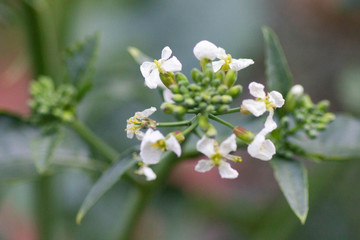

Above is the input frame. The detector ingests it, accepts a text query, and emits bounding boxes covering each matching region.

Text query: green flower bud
[199,102,207,110]
[233,126,254,144]
[178,80,189,87]
[211,95,222,104]
[217,104,229,114]
[161,102,175,114]
[169,84,180,93]
[191,68,202,83]
[202,77,210,86]
[221,95,233,104]
[180,85,189,94]
[204,64,214,80]
[201,93,211,102]
[184,98,196,107]
[160,73,176,88]
[217,85,228,95]
[215,71,225,81]
[175,73,189,84]
[172,94,184,103]
[171,131,185,143]
[199,114,210,131]
[205,125,217,138]
[226,85,242,98]
[317,100,330,111]
[307,129,318,139]
[205,105,215,113]
[315,123,327,131]
[194,95,202,102]
[188,84,201,92]
[174,106,187,116]
[224,70,237,87]
[301,95,313,109]
[211,78,221,87]
[322,112,335,123]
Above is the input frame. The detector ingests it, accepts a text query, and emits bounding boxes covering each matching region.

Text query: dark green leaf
[76,157,137,224]
[262,26,293,96]
[64,34,99,100]
[128,46,152,65]
[31,131,63,173]
[290,114,360,160]
[271,157,308,224]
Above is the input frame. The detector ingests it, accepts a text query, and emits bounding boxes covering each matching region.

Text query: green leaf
[262,26,293,96]
[76,157,137,224]
[31,131,63,174]
[128,46,152,65]
[290,114,360,160]
[64,34,99,100]
[271,157,308,224]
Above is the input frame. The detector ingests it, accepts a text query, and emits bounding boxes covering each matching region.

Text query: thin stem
[157,120,192,127]
[182,115,199,136]
[69,119,120,162]
[209,114,235,129]
[214,107,241,115]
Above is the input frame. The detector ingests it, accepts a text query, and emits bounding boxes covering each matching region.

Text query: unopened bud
[175,73,188,84]
[191,68,202,83]
[301,95,313,109]
[188,84,201,92]
[226,85,242,98]
[206,125,217,138]
[180,85,189,94]
[160,73,176,88]
[184,98,196,107]
[217,104,229,114]
[173,106,187,116]
[224,70,237,87]
[172,94,184,103]
[199,114,210,131]
[290,84,304,96]
[211,78,221,87]
[211,95,222,104]
[317,100,330,111]
[171,131,185,143]
[199,102,207,110]
[205,105,215,113]
[233,126,254,144]
[161,102,175,114]
[215,71,225,81]
[202,77,210,86]
[169,84,180,93]
[217,85,228,95]
[221,95,233,104]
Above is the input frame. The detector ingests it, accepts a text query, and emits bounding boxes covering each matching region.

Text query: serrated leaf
[271,157,308,224]
[76,157,137,224]
[128,46,152,65]
[31,131,63,173]
[262,26,293,96]
[64,34,99,100]
[290,114,360,160]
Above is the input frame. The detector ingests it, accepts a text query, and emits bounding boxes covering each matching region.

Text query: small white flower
[194,134,241,179]
[247,133,276,161]
[290,84,304,96]
[136,163,157,181]
[140,129,181,164]
[193,40,219,61]
[212,48,254,72]
[140,46,182,89]
[242,82,285,134]
[126,107,157,140]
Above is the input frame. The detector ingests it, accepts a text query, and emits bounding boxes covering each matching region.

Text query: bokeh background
[1,0,360,239]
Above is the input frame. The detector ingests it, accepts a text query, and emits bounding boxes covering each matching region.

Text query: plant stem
[209,114,235,129]
[70,119,120,162]
[157,120,191,127]
[214,107,241,115]
[182,115,199,136]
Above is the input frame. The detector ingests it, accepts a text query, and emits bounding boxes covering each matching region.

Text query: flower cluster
[126,40,286,180]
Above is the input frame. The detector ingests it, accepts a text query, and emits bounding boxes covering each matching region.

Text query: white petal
[212,60,225,72]
[196,136,215,157]
[216,47,227,59]
[143,166,157,181]
[195,159,214,173]
[242,99,267,117]
[140,62,155,78]
[219,134,237,155]
[144,68,161,89]
[229,58,254,71]
[136,107,157,119]
[163,88,174,103]
[165,135,181,157]
[261,109,277,135]
[290,84,304,96]
[161,46,172,60]
[127,128,134,139]
[193,40,219,60]
[135,131,144,140]
[247,134,276,161]
[249,82,266,99]
[269,91,285,108]
[218,161,238,179]
[162,56,182,72]
[140,141,163,164]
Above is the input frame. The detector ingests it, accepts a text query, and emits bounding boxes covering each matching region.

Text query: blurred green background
[1,0,360,239]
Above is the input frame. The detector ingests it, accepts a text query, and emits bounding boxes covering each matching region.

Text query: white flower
[163,88,174,103]
[242,82,285,134]
[140,129,181,164]
[136,163,157,181]
[193,40,219,61]
[290,84,304,96]
[140,46,182,89]
[194,134,241,179]
[212,48,254,72]
[126,107,157,140]
[247,133,276,161]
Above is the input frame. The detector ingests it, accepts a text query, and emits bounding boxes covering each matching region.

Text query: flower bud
[217,85,228,95]
[194,95,202,102]
[191,68,202,83]
[221,95,233,104]
[226,85,242,98]
[211,78,221,87]
[199,102,207,110]
[224,70,237,88]
[233,126,254,144]
[202,77,210,86]
[175,73,189,84]
[173,106,187,116]
[204,64,214,80]
[188,84,201,92]
[301,95,313,109]
[205,105,215,113]
[184,98,196,107]
[180,85,189,94]
[160,73,176,88]
[317,100,330,111]
[169,84,180,93]
[217,104,229,114]
[211,95,222,104]
[172,94,184,103]
[199,114,210,131]
[206,125,217,138]
[215,71,225,81]
[171,131,185,143]
[161,102,175,114]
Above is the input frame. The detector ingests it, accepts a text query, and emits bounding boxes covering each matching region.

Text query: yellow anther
[151,139,167,151]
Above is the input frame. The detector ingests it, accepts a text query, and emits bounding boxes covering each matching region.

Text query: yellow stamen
[151,139,167,151]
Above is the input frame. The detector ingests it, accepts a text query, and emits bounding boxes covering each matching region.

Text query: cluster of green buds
[282,85,335,139]
[161,65,242,117]
[29,76,77,129]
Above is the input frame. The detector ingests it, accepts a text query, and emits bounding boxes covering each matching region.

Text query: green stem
[214,107,241,115]
[69,119,120,162]
[209,114,235,129]
[182,115,199,136]
[157,119,192,127]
